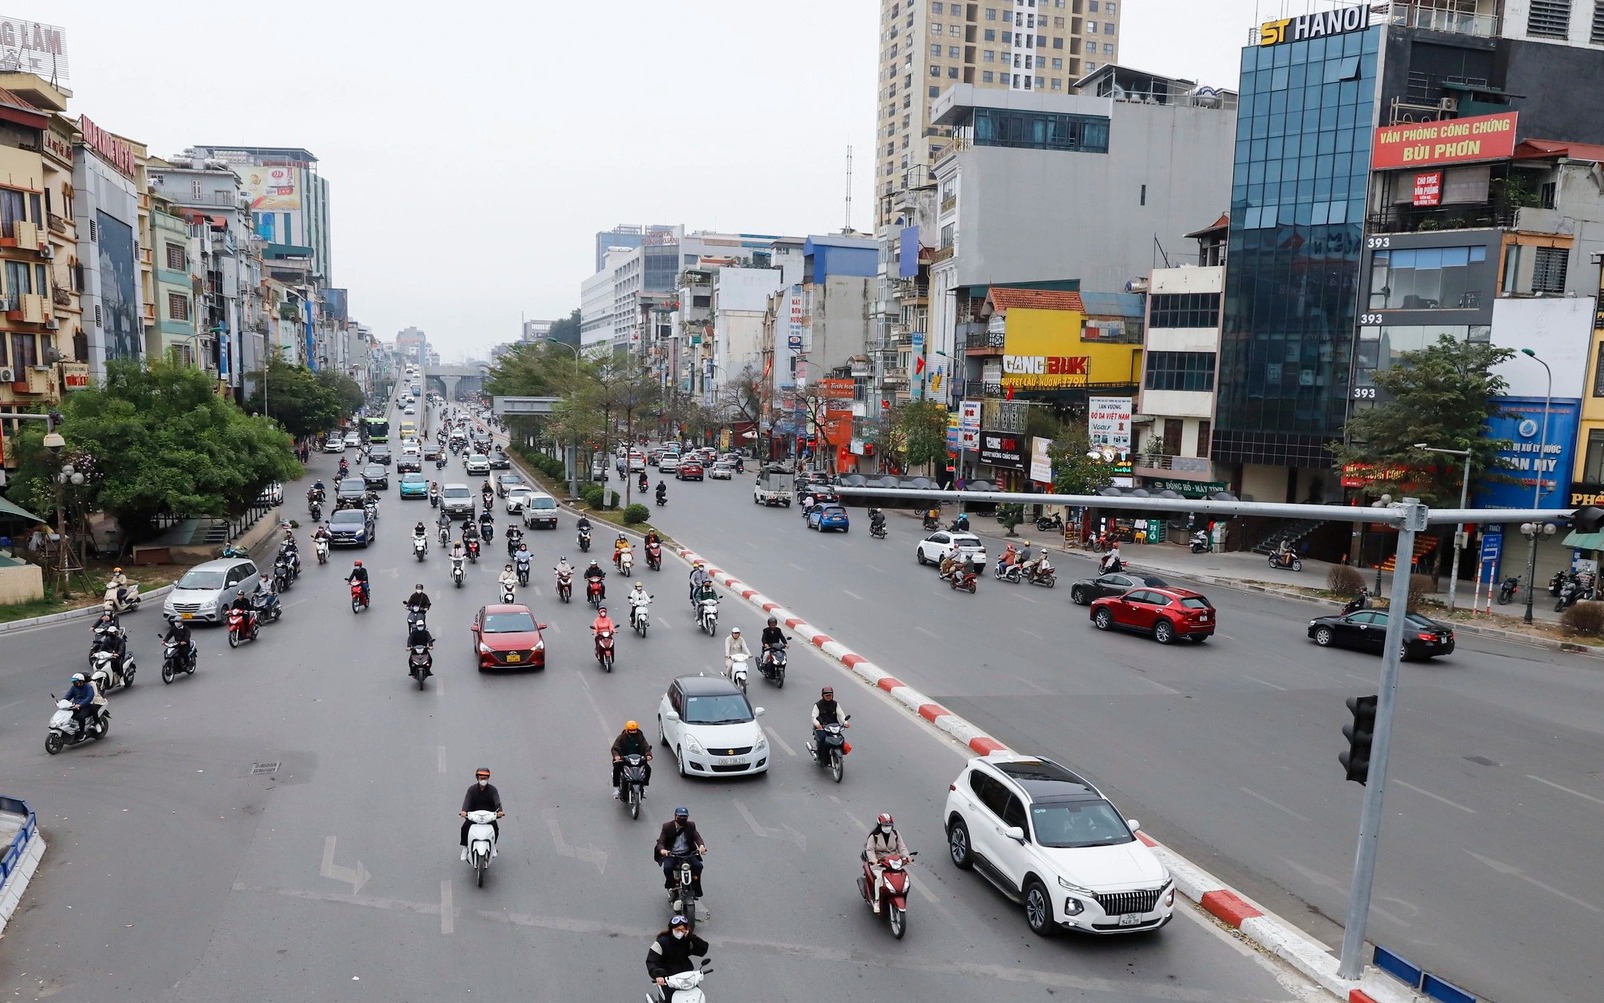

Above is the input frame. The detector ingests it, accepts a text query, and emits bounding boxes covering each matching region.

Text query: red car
[676,459,705,481]
[1088,586,1215,644]
[471,604,548,670]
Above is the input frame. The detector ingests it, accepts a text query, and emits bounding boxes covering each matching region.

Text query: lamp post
[547,340,583,501]
[1520,347,1553,624]
[43,431,85,598]
[1414,443,1472,612]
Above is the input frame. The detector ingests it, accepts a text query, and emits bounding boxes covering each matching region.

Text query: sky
[39,0,1335,360]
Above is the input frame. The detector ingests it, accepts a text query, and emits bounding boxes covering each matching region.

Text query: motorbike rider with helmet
[477,507,495,543]
[655,480,668,505]
[162,614,195,667]
[864,812,912,914]
[610,719,653,796]
[868,508,886,535]
[498,563,518,598]
[759,615,786,673]
[108,566,131,607]
[458,767,504,860]
[591,606,617,656]
[812,686,849,766]
[345,560,370,604]
[687,561,710,602]
[229,588,259,639]
[627,581,652,629]
[65,671,102,735]
[655,806,706,895]
[645,915,709,1003]
[723,626,751,678]
[584,560,607,601]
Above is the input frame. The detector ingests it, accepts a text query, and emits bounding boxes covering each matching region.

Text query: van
[522,492,560,529]
[399,421,417,439]
[163,558,262,623]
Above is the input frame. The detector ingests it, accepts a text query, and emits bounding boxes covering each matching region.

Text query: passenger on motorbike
[65,672,101,735]
[655,807,706,894]
[723,626,751,677]
[646,915,709,1003]
[812,686,849,766]
[1099,542,1124,574]
[864,812,911,914]
[458,768,503,860]
[611,720,653,795]
[628,582,652,627]
[688,561,710,600]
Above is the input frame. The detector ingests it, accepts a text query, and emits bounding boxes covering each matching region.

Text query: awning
[0,494,45,522]
[1561,529,1604,551]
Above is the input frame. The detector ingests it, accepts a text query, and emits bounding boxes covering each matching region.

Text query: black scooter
[1035,513,1064,532]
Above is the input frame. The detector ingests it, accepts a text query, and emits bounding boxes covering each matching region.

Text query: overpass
[421,364,491,401]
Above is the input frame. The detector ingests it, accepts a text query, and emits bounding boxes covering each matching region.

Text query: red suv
[1088,587,1215,644]
[677,459,705,481]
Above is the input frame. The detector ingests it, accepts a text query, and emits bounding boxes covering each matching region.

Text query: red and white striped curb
[674,541,1414,1003]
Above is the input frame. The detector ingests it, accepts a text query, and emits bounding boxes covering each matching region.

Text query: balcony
[1388,2,1498,37]
[53,286,72,308]
[963,323,1004,352]
[143,303,156,323]
[7,293,48,324]
[940,194,957,214]
[881,368,910,387]
[896,282,928,306]
[47,212,68,235]
[929,245,954,264]
[1367,199,1519,235]
[890,324,913,347]
[1131,454,1216,478]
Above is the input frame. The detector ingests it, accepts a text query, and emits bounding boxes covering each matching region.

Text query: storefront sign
[1473,397,1578,509]
[1259,5,1368,46]
[78,115,136,177]
[1568,481,1604,507]
[1088,396,1133,451]
[1143,477,1227,498]
[979,429,1025,470]
[959,399,980,449]
[0,16,68,84]
[42,127,72,166]
[60,362,89,390]
[1412,171,1442,207]
[1371,112,1519,170]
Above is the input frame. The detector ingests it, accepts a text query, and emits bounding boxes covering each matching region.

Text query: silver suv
[943,752,1173,935]
[440,482,475,518]
[163,557,262,623]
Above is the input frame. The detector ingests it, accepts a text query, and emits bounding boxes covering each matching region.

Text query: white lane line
[439,879,455,935]
[1394,779,1476,814]
[787,562,806,572]
[1018,595,1039,605]
[842,589,866,602]
[1239,787,1312,822]
[1016,677,1054,695]
[1465,850,1602,913]
[1239,674,1288,691]
[1019,628,1043,640]
[767,730,797,758]
[864,564,885,573]
[433,673,444,697]
[914,625,939,639]
[1528,774,1604,808]
[437,745,448,774]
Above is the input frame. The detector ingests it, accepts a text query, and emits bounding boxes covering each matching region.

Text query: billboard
[1472,397,1579,510]
[1001,313,1141,390]
[243,164,301,211]
[1371,112,1518,170]
[1087,396,1133,450]
[1030,437,1054,483]
[96,210,140,363]
[0,16,68,84]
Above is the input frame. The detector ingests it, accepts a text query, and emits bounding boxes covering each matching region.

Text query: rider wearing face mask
[458,768,503,861]
[863,812,911,914]
[645,915,709,1003]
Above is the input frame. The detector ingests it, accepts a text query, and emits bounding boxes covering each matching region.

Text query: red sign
[818,377,855,401]
[78,115,137,177]
[1412,171,1442,207]
[1371,111,1518,170]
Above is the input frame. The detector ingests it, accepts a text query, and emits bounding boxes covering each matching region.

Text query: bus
[361,416,389,444]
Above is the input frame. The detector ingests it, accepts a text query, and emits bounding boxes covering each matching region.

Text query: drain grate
[251,762,281,775]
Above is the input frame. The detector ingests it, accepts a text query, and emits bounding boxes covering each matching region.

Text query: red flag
[914,356,926,376]
[1005,386,1015,400]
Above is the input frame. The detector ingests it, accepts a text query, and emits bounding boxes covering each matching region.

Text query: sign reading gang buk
[1259,4,1368,46]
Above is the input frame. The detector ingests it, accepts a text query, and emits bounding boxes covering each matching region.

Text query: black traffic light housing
[1573,506,1604,533]
[1341,695,1378,784]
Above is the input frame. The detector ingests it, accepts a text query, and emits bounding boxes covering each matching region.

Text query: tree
[316,368,366,417]
[716,364,764,427]
[243,357,344,439]
[548,308,582,347]
[485,340,583,398]
[1047,425,1115,495]
[7,361,300,544]
[894,400,951,473]
[1331,336,1515,507]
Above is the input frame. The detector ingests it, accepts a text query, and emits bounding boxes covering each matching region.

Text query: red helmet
[877,812,895,827]
[354,560,363,567]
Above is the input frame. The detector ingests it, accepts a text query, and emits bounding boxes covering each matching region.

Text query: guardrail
[0,795,42,930]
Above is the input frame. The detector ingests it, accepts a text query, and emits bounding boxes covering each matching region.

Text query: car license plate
[506,653,521,663]
[719,757,742,766]
[1118,913,1143,926]
[181,613,193,620]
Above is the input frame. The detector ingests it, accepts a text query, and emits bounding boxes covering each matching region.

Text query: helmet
[475,767,491,778]
[730,627,741,635]
[821,686,834,697]
[673,806,689,819]
[694,561,704,568]
[635,581,644,588]
[767,616,777,626]
[625,720,640,732]
[1023,539,1032,547]
[415,583,424,590]
[113,566,123,574]
[168,614,180,624]
[877,812,895,827]
[354,560,363,567]
[598,607,607,615]
[71,672,85,683]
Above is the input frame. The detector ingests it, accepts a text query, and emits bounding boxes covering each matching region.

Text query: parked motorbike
[806,715,852,783]
[1549,571,1568,596]
[646,542,663,571]
[227,606,260,648]
[556,570,573,603]
[89,646,135,693]
[697,595,720,637]
[102,581,142,614]
[578,529,592,553]
[594,627,616,673]
[1035,512,1064,532]
[631,599,652,637]
[858,851,917,939]
[1189,530,1210,554]
[650,960,713,1003]
[759,643,788,688]
[350,580,370,614]
[45,697,109,755]
[408,644,432,689]
[1555,578,1591,611]
[315,537,330,565]
[617,753,648,820]
[463,808,499,888]
[160,635,198,684]
[413,536,428,562]
[1269,551,1303,572]
[727,651,750,694]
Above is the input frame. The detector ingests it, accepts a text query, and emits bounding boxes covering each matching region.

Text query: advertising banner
[1412,171,1442,207]
[1001,317,1142,390]
[1087,396,1133,450]
[243,164,301,211]
[1371,111,1518,170]
[979,429,1026,470]
[959,399,980,449]
[1030,437,1054,483]
[1473,397,1579,509]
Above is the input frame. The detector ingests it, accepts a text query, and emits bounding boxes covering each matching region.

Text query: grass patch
[0,559,192,623]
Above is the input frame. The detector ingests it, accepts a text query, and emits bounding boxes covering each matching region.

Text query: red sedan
[471,604,548,670]
[1088,586,1215,644]
[677,460,705,481]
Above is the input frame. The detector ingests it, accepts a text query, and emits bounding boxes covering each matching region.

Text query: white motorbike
[630,598,652,638]
[413,535,429,562]
[451,556,466,589]
[726,651,750,694]
[463,809,499,887]
[697,596,720,637]
[103,582,141,614]
[650,960,713,1003]
[500,579,517,604]
[45,697,109,755]
[89,647,136,693]
[620,549,635,575]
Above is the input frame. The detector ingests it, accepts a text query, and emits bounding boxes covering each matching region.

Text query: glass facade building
[1213,26,1380,476]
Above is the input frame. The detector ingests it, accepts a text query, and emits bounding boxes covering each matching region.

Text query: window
[971,108,1109,151]
[1196,419,1210,457]
[984,49,995,60]
[933,1,944,11]
[164,242,186,270]
[930,85,940,96]
[1051,57,1062,68]
[1085,60,1096,70]
[1035,75,1044,87]
[931,42,942,55]
[168,292,190,322]
[1105,0,1115,10]
[1144,351,1217,392]
[1054,15,1064,27]
[931,22,943,33]
[1102,41,1113,53]
[1051,77,1062,90]
[1088,0,1098,8]
[1527,0,1572,37]
[1368,245,1489,309]
[10,332,37,370]
[1583,428,1604,482]
[1103,21,1113,32]
[1149,292,1222,328]
[949,65,959,77]
[1532,246,1569,292]
[1001,29,1012,41]
[1053,35,1063,47]
[950,23,962,34]
[982,70,995,82]
[5,259,32,297]
[949,45,961,56]
[1593,0,1604,42]
[931,65,942,76]
[1087,19,1097,31]
[985,6,997,18]
[0,188,22,239]
[1002,8,1013,20]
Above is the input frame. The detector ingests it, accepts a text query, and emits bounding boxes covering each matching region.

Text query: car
[1068,572,1171,606]
[677,460,704,481]
[1307,609,1455,660]
[915,531,987,568]
[163,558,262,623]
[1089,587,1215,643]
[327,507,376,547]
[496,473,526,497]
[322,437,346,454]
[628,452,646,474]
[943,752,1174,935]
[441,482,475,518]
[368,444,393,466]
[398,471,429,499]
[471,603,548,670]
[590,458,611,481]
[423,444,443,462]
[658,454,681,474]
[403,405,416,415]
[709,460,734,480]
[464,453,491,476]
[504,486,535,514]
[657,674,770,777]
[807,503,850,532]
[522,492,559,529]
[334,480,369,509]
[344,431,361,446]
[396,451,422,474]
[361,463,389,490]
[488,450,511,470]
[798,486,838,508]
[647,448,665,467]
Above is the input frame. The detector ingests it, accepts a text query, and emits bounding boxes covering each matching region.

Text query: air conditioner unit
[40,245,53,259]
[44,318,60,330]
[0,367,14,382]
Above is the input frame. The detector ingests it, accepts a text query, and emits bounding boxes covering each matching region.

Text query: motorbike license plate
[1118,914,1144,927]
[505,653,521,663]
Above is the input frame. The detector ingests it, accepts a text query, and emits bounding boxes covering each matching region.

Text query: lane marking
[439,879,454,935]
[1017,595,1039,605]
[914,625,939,639]
[767,730,797,758]
[1527,774,1604,808]
[841,589,866,602]
[1016,677,1054,695]
[1019,628,1043,640]
[1465,849,1602,913]
[437,745,447,774]
[1239,788,1311,822]
[1239,675,1288,691]
[863,564,885,573]
[787,562,806,572]
[1394,779,1476,814]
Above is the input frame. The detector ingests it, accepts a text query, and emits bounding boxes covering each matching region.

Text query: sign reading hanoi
[1259,4,1368,46]
[1371,112,1518,170]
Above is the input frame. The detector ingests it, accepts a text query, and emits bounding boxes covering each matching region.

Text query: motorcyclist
[477,508,495,543]
[404,583,432,618]
[812,686,849,766]
[1100,541,1124,574]
[554,556,574,589]
[996,542,1017,577]
[311,479,327,500]
[688,561,711,602]
[723,626,751,677]
[691,577,717,615]
[627,581,652,628]
[759,615,786,671]
[656,480,667,504]
[458,767,504,861]
[611,720,653,796]
[312,522,332,547]
[863,812,912,914]
[638,469,649,493]
[65,671,101,735]
[1273,539,1295,568]
[228,588,258,638]
[462,519,481,557]
[498,564,519,598]
[405,615,434,670]
[413,520,429,547]
[428,480,441,503]
[644,529,662,550]
[576,514,592,537]
[514,542,532,578]
[939,549,965,580]
[614,533,631,567]
[505,524,524,558]
[646,914,709,1003]
[868,508,886,535]
[591,606,617,658]
[108,566,132,606]
[584,560,607,601]
[952,511,970,532]
[345,560,370,603]
[162,614,195,666]
[91,608,126,659]
[655,806,706,895]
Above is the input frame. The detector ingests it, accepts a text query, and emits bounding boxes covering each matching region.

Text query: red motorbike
[226,606,259,648]
[858,852,917,939]
[585,578,605,609]
[350,580,369,614]
[556,571,573,604]
[645,542,662,572]
[593,627,615,673]
[465,538,481,564]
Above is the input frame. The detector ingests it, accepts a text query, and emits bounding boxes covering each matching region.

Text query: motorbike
[463,808,499,887]
[89,647,136,693]
[451,557,466,589]
[1024,562,1056,588]
[759,643,787,688]
[506,534,524,560]
[364,498,379,523]
[556,570,573,603]
[941,560,979,594]
[594,627,616,673]
[921,511,941,531]
[586,578,606,609]
[617,753,648,820]
[578,529,592,553]
[646,542,663,571]
[948,514,971,533]
[650,960,713,1003]
[408,644,433,689]
[727,651,750,694]
[858,851,917,939]
[1341,590,1372,616]
[1549,571,1568,597]
[995,561,1022,583]
[697,595,720,637]
[869,520,888,540]
[251,589,283,624]
[429,488,441,508]
[272,558,293,593]
[102,581,142,614]
[620,550,635,576]
[465,538,481,564]
[309,500,322,522]
[1189,531,1211,554]
[665,853,703,931]
[220,544,250,559]
[481,492,495,514]
[437,522,451,546]
[479,520,495,544]
[1496,577,1519,605]
[45,697,109,755]
[89,621,126,666]
[1098,556,1125,575]
[806,715,852,783]
[160,636,198,684]
[1269,551,1303,572]
[655,493,667,508]
[500,580,517,604]
[315,537,330,565]
[413,535,429,562]
[227,606,260,647]
[405,604,429,639]
[350,580,370,614]
[515,555,531,587]
[1035,512,1064,532]
[1555,578,1591,611]
[631,600,652,637]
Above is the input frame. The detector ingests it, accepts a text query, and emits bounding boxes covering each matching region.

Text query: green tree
[1047,426,1115,495]
[1331,336,1514,506]
[316,368,366,417]
[8,361,300,543]
[548,308,582,347]
[894,400,951,473]
[243,357,343,439]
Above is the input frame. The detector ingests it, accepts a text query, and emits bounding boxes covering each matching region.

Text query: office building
[188,145,331,285]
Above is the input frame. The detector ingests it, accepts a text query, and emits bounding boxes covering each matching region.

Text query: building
[581,246,630,354]
[188,146,331,285]
[710,264,792,402]
[145,193,196,365]
[521,319,554,343]
[395,326,428,366]
[593,224,675,272]
[72,114,148,383]
[0,85,68,416]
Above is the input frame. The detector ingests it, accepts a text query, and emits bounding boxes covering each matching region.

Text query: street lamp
[1414,443,1472,612]
[43,431,85,598]
[1520,348,1554,625]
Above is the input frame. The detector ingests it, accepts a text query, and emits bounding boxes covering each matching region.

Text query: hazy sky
[43,0,1309,359]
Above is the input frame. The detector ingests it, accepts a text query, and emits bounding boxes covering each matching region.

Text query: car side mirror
[537,623,548,631]
[1126,819,1140,832]
[1003,825,1026,844]
[663,710,681,723]
[754,707,765,717]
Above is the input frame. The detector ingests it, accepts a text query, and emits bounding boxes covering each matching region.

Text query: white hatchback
[915,531,987,568]
[658,675,769,777]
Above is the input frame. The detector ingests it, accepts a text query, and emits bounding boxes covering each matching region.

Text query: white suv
[943,753,1174,935]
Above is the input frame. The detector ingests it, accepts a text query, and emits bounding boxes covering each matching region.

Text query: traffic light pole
[1336,497,1424,978]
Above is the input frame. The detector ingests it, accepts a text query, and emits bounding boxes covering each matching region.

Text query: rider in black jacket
[645,917,709,1002]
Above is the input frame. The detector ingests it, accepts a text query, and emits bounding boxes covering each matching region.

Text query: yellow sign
[1000,309,1142,390]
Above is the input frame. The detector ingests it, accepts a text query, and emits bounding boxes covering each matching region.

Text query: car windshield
[820,506,845,516]
[337,483,366,498]
[1029,800,1134,848]
[444,487,471,499]
[331,511,366,525]
[468,454,488,464]
[364,465,384,475]
[402,474,425,484]
[531,498,556,509]
[684,693,754,725]
[177,568,228,589]
[483,611,537,633]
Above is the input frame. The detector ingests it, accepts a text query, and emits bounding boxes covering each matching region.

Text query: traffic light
[1340,695,1377,784]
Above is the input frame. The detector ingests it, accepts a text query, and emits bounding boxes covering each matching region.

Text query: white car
[915,531,987,568]
[709,460,734,480]
[322,438,346,453]
[658,674,769,777]
[344,431,361,447]
[658,454,681,474]
[944,753,1174,935]
[504,486,535,514]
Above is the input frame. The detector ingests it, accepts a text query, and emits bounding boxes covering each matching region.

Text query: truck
[753,464,794,507]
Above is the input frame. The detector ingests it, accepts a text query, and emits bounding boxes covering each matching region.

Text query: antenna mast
[844,145,853,233]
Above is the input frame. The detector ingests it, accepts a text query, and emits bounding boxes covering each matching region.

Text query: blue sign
[1472,397,1581,510]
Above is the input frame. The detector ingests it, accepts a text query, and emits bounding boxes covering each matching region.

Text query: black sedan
[334,480,369,510]
[1069,572,1170,606]
[1307,609,1455,660]
[362,463,390,490]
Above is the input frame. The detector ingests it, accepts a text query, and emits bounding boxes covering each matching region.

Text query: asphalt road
[639,469,1604,1003]
[0,436,1316,1002]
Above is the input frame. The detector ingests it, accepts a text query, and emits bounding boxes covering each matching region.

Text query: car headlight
[1309,620,1317,627]
[685,736,705,754]
[478,642,493,654]
[754,735,768,751]
[1057,876,1094,895]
